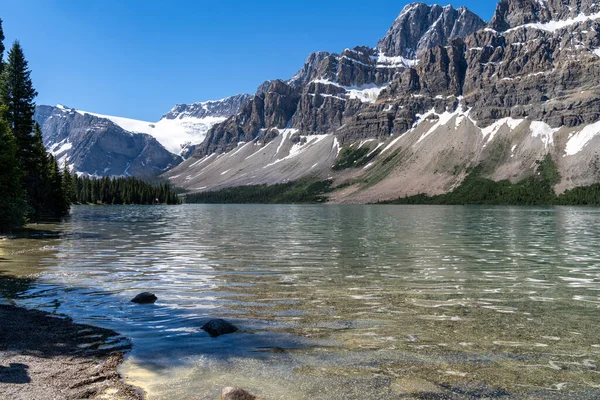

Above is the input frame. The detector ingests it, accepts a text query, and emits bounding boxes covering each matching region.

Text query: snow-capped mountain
[73,94,252,155]
[34,94,251,177]
[34,0,600,197]
[164,0,600,203]
[34,105,181,177]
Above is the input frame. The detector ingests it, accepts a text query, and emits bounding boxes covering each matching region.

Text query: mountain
[377,3,486,59]
[34,105,182,177]
[165,0,600,202]
[192,5,485,158]
[34,94,251,176]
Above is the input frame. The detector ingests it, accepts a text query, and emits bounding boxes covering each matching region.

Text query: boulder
[201,319,238,337]
[221,387,258,400]
[130,292,157,304]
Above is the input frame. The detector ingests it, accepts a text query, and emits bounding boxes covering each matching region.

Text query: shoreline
[0,304,145,400]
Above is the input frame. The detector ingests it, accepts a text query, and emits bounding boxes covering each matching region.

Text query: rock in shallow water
[221,387,257,400]
[201,319,238,337]
[130,292,157,304]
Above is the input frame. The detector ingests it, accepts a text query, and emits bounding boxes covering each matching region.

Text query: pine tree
[0,111,28,230]
[62,163,74,207]
[0,22,28,230]
[0,18,5,69]
[31,122,48,175]
[0,38,71,219]
[47,155,67,216]
[0,41,38,175]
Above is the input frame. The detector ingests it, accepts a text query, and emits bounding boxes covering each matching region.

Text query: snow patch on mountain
[310,79,387,104]
[565,119,600,156]
[530,121,559,148]
[74,108,226,155]
[374,53,419,68]
[50,139,72,155]
[506,11,600,33]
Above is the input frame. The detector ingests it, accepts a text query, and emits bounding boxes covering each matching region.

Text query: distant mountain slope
[166,0,600,203]
[74,94,252,155]
[34,94,251,176]
[34,105,181,177]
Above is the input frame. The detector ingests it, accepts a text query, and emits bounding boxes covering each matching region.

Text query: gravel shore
[0,304,144,400]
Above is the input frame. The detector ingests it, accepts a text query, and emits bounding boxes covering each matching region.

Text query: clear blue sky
[2,1,496,121]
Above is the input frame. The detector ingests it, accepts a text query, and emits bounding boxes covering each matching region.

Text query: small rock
[390,377,444,395]
[131,292,157,304]
[221,387,257,400]
[201,319,238,337]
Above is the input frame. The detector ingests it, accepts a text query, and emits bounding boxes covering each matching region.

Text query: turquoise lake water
[1,204,599,399]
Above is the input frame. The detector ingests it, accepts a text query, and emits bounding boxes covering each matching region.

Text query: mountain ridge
[35,1,600,200]
[164,0,600,203]
[34,94,251,176]
[193,3,486,158]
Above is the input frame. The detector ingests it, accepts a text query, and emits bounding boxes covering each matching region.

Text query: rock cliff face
[199,80,301,156]
[489,0,600,32]
[377,3,485,59]
[194,3,484,156]
[462,0,600,128]
[338,0,600,142]
[161,94,252,120]
[34,105,181,177]
[167,0,600,202]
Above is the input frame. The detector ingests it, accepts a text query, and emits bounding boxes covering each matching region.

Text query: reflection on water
[1,205,600,399]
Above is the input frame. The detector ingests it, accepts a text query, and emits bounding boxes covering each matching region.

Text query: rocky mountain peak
[161,94,252,120]
[489,0,600,32]
[288,51,333,87]
[377,2,486,59]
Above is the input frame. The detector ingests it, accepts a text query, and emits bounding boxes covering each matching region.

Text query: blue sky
[2,1,496,121]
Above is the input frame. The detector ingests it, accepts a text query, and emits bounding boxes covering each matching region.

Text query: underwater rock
[130,292,157,304]
[201,319,238,337]
[221,387,258,400]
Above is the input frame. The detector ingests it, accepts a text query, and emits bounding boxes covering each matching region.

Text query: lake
[1,205,599,399]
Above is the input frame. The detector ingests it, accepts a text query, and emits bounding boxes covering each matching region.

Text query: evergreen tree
[0,22,28,230]
[47,155,68,216]
[70,175,180,205]
[27,122,49,215]
[62,162,74,206]
[31,122,48,175]
[0,18,5,69]
[0,37,71,220]
[0,41,38,174]
[0,112,28,230]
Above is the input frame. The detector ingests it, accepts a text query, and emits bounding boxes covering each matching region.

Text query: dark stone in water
[221,387,258,400]
[131,292,157,304]
[202,319,238,337]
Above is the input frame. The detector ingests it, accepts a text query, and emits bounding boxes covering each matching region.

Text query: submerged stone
[131,292,157,304]
[221,387,258,400]
[202,319,238,337]
[391,377,444,395]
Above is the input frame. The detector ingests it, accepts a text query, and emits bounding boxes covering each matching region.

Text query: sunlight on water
[1,205,600,399]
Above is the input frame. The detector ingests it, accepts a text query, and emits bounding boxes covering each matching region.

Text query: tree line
[71,175,179,205]
[185,179,332,204]
[0,18,72,231]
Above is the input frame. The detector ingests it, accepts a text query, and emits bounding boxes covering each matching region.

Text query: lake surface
[1,205,600,399]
